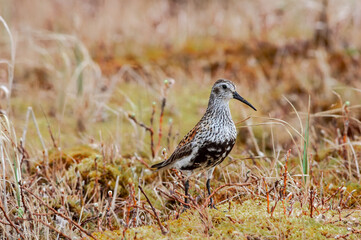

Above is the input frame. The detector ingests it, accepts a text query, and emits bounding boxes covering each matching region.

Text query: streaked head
[210,79,256,111]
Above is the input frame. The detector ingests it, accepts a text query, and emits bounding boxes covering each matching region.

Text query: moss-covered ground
[94,200,361,240]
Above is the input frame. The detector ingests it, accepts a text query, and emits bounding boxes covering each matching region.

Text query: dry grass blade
[0,201,25,239]
[22,107,48,161]
[36,218,72,240]
[0,16,15,106]
[21,187,98,240]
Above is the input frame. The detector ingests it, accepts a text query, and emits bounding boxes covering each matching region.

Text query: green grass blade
[303,97,310,184]
[75,45,83,96]
[13,157,23,217]
[302,117,309,183]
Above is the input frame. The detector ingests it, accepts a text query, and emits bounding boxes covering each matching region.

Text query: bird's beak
[233,91,257,111]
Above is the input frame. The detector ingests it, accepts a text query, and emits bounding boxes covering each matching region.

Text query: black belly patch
[180,140,235,171]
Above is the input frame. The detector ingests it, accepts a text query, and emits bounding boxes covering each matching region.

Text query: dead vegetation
[0,0,361,239]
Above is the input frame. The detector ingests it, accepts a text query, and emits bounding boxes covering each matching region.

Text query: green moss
[47,145,100,168]
[93,200,361,239]
[66,155,130,198]
[345,183,361,207]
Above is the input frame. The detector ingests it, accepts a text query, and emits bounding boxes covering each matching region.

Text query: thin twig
[283,149,291,215]
[0,201,25,239]
[128,114,155,158]
[264,178,270,214]
[22,107,48,162]
[36,218,72,240]
[138,186,168,235]
[40,106,57,148]
[150,103,156,158]
[21,187,97,240]
[156,187,192,209]
[324,185,343,203]
[94,157,99,203]
[166,119,173,151]
[310,186,314,218]
[155,98,166,154]
[155,80,173,154]
[204,180,257,208]
[283,150,290,197]
[0,219,11,225]
[270,199,279,218]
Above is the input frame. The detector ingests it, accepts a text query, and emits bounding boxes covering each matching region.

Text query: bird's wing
[151,123,201,169]
[177,122,200,148]
[166,141,194,164]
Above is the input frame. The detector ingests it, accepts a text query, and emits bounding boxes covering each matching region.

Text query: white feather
[172,147,198,170]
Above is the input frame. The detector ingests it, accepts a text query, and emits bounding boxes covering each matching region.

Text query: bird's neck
[204,99,232,123]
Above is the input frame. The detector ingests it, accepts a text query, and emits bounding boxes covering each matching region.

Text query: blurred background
[1,0,360,147]
[0,0,361,183]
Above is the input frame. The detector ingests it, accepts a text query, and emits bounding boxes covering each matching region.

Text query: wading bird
[152,79,256,208]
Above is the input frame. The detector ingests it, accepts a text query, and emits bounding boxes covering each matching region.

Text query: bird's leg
[207,167,217,209]
[206,178,216,209]
[206,178,212,203]
[184,179,189,205]
[182,179,190,211]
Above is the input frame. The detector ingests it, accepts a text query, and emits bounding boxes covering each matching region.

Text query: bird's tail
[151,160,171,171]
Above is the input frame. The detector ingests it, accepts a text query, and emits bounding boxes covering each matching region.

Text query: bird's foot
[208,198,218,210]
[209,203,218,210]
[181,205,190,213]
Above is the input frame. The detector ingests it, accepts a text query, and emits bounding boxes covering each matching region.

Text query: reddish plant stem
[150,104,156,158]
[324,185,344,203]
[155,98,166,154]
[156,188,192,209]
[123,183,136,238]
[270,199,279,218]
[282,200,286,216]
[344,190,356,207]
[0,219,11,225]
[235,116,251,125]
[204,181,257,208]
[342,104,349,152]
[168,190,210,227]
[136,203,157,219]
[21,187,97,240]
[310,186,314,218]
[19,182,35,230]
[166,120,173,151]
[336,228,361,239]
[106,191,113,230]
[283,149,290,198]
[135,156,151,168]
[150,102,156,127]
[0,201,25,239]
[128,114,155,158]
[282,149,291,215]
[263,178,270,214]
[138,186,168,235]
[94,157,99,203]
[123,201,130,238]
[130,183,137,206]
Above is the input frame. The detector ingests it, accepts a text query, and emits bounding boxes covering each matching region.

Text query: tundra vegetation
[0,0,360,239]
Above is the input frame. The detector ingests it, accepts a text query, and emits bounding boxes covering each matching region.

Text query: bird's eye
[222,84,227,89]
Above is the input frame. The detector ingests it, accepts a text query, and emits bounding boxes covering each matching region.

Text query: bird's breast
[209,121,236,144]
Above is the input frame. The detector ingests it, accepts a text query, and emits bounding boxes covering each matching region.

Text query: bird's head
[210,79,257,111]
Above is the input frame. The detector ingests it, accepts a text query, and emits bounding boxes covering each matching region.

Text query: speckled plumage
[152,79,256,208]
